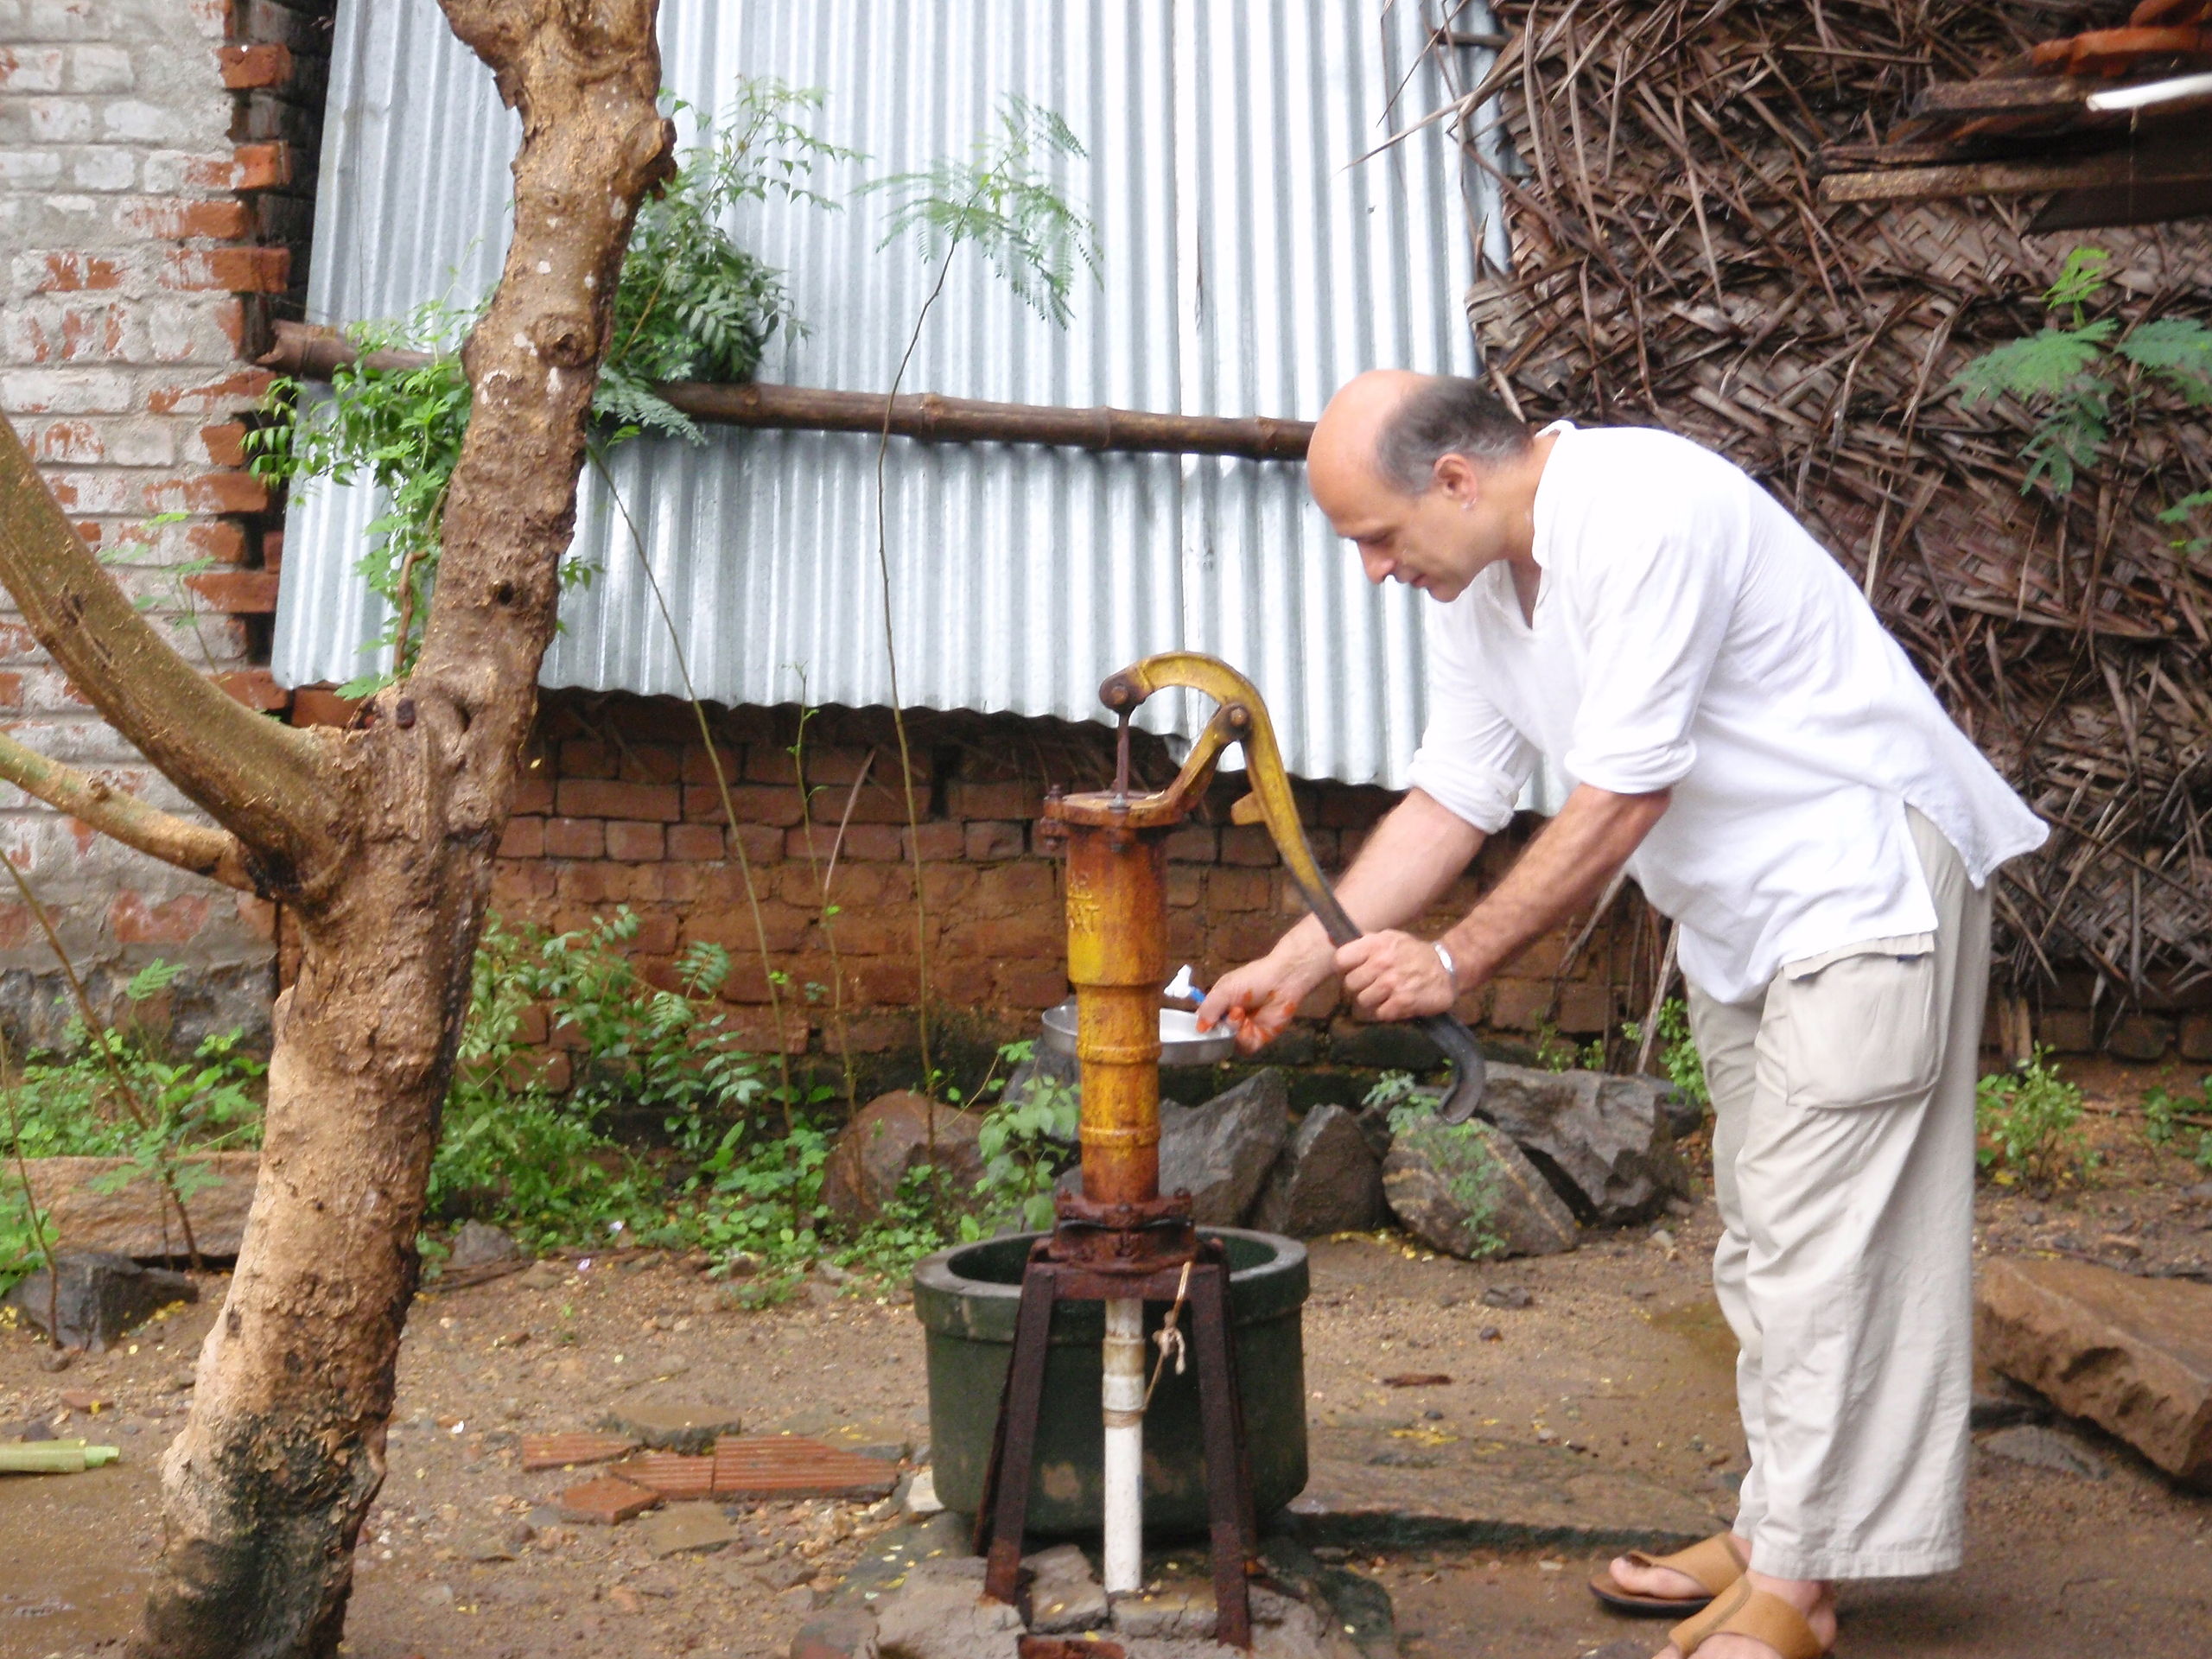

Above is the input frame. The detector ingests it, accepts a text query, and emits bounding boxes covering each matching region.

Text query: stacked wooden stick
[1435,0,2212,1007]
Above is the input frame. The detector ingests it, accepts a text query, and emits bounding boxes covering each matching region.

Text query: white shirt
[1404,423,2047,1005]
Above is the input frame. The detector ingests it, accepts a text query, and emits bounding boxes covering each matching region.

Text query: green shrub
[1975,1046,2090,1191]
[0,969,266,1288]
[1624,996,1709,1118]
[2142,1077,2212,1171]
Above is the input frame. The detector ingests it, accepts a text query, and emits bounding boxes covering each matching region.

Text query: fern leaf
[2119,316,2212,404]
[1951,323,2113,406]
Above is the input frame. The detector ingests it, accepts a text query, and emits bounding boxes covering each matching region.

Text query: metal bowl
[1039,999,1236,1065]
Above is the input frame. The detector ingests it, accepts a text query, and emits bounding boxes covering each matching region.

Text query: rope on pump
[1141,1260,1194,1412]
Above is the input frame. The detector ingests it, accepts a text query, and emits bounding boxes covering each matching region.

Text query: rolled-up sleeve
[1561,494,1742,795]
[1406,603,1535,833]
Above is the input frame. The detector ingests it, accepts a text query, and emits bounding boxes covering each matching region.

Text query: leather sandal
[1587,1531,1747,1616]
[1666,1579,1830,1658]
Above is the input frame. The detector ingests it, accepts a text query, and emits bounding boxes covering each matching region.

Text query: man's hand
[1196,950,1326,1056]
[1338,931,1458,1021]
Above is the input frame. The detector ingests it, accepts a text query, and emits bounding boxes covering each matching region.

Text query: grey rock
[1254,1105,1385,1237]
[763,1555,820,1590]
[1111,1585,1360,1659]
[1979,1424,2109,1480]
[447,1221,521,1272]
[1381,1116,1578,1260]
[791,1606,881,1659]
[874,1556,1021,1659]
[3,1250,198,1352]
[1968,1387,2051,1430]
[1473,1064,1690,1224]
[1022,1541,1107,1634]
[1156,1070,1292,1226]
[824,1093,988,1231]
[1480,1284,1534,1310]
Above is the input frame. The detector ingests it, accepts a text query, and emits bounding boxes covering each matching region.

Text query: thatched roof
[1438,1,2212,1003]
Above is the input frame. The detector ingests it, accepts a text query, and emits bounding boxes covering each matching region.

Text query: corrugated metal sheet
[276,0,1507,789]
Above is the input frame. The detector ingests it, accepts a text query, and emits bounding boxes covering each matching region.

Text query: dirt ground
[2,1057,2207,1659]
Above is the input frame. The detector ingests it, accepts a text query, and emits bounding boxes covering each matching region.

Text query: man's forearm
[1438,784,1669,984]
[1271,788,1486,973]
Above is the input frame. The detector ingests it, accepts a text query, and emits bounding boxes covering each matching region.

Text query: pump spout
[1097,652,1489,1125]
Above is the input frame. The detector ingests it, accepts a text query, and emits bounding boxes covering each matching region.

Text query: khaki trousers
[1686,809,1990,1581]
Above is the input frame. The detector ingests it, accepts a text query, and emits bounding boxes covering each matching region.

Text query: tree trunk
[120,6,675,1656]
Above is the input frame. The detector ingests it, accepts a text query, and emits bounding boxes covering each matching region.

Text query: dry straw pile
[1439,0,2212,1009]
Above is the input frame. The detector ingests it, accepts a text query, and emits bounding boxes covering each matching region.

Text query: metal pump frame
[971,654,1489,1647]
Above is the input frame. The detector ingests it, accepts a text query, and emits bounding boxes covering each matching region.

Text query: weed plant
[1364,1071,1504,1259]
[1975,1046,2091,1191]
[2141,1076,2212,1172]
[0,962,266,1288]
[1624,996,1709,1116]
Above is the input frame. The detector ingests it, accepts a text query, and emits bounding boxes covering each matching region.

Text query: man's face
[1311,450,1497,603]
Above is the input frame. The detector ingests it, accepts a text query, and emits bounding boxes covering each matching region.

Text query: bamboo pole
[260,322,1313,462]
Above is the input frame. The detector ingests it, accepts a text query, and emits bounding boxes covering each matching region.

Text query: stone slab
[1284,1423,1721,1551]
[1976,1255,2212,1484]
[601,1399,745,1455]
[1024,1543,1108,1635]
[638,1500,742,1556]
[520,1431,635,1471]
[715,1435,899,1501]
[874,1556,1022,1659]
[556,1475,662,1525]
[19,1153,260,1261]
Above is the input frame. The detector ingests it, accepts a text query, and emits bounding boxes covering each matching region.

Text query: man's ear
[1431,451,1482,507]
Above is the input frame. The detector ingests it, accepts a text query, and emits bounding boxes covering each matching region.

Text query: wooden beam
[1914,76,2099,115]
[1820,142,2212,207]
[259,322,1316,462]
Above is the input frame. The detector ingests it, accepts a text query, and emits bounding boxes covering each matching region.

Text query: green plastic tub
[912,1228,1309,1536]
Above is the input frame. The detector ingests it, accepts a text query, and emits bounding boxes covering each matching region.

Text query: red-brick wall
[0,0,332,1045]
[285,687,1652,1088]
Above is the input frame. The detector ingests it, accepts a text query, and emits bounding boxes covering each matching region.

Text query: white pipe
[2086,72,2212,113]
[1101,1297,1146,1594]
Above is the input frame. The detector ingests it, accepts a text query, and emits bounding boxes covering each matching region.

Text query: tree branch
[0,416,336,887]
[0,728,256,892]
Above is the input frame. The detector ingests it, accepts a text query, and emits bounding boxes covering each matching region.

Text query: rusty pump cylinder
[972,654,1491,1641]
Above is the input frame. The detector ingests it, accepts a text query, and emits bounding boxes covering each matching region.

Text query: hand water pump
[972,653,1486,1645]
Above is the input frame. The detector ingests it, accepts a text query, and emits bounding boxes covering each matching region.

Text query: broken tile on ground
[621,1450,719,1499]
[556,1473,662,1525]
[520,1430,636,1471]
[715,1435,899,1501]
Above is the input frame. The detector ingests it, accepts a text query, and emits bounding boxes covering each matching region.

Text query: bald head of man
[1306,371,1545,603]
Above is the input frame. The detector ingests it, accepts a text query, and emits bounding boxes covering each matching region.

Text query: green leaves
[2117,315,2212,404]
[2044,245,2111,318]
[862,95,1099,328]
[598,79,858,442]
[1949,244,2212,499]
[251,79,850,684]
[1974,1046,2088,1191]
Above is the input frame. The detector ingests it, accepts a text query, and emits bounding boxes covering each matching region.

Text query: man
[1197,372,2045,1659]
